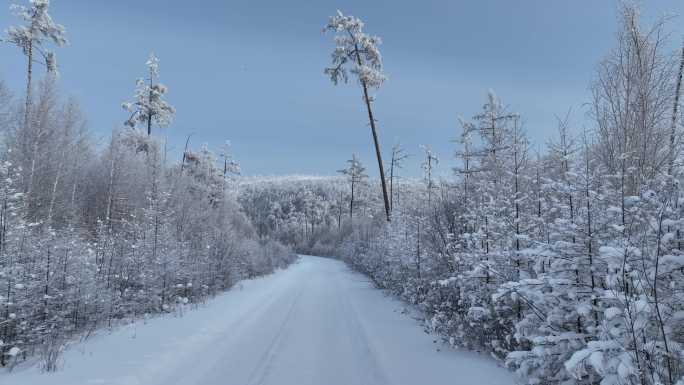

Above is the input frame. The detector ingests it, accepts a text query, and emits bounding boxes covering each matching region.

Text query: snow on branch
[4,0,67,73]
[122,53,175,132]
[323,10,386,89]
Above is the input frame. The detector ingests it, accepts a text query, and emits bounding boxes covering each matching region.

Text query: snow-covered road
[6,256,513,385]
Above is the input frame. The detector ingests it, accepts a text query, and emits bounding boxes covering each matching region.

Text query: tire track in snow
[335,268,391,385]
[245,286,305,385]
[148,262,309,385]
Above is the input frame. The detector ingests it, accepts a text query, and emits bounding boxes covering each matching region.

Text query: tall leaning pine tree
[324,11,391,221]
[3,0,67,128]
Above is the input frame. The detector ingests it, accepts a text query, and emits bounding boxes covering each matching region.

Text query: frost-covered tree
[3,0,66,126]
[592,4,676,193]
[338,154,368,221]
[389,142,409,212]
[420,145,439,207]
[2,79,90,224]
[123,53,175,136]
[0,82,11,141]
[219,140,241,179]
[324,10,391,222]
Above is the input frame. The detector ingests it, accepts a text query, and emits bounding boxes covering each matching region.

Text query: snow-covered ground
[4,256,513,385]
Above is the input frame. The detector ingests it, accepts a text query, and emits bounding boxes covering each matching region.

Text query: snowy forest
[0,0,296,374]
[2,1,684,385]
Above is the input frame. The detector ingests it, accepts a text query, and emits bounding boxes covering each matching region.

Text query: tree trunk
[48,143,68,223]
[389,155,394,212]
[181,134,192,174]
[106,136,117,226]
[353,45,391,222]
[361,83,391,221]
[362,90,391,221]
[654,215,674,384]
[147,73,153,136]
[350,178,355,219]
[25,40,33,130]
[669,41,684,175]
[585,145,598,328]
[338,191,343,229]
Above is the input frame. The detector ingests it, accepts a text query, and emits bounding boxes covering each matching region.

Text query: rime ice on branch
[3,0,67,126]
[122,53,175,136]
[323,11,386,89]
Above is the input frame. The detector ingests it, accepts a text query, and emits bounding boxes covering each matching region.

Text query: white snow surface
[4,256,513,385]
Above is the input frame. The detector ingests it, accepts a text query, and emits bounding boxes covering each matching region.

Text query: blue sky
[1,0,683,177]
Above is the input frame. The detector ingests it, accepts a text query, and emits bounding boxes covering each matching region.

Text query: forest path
[6,256,512,385]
